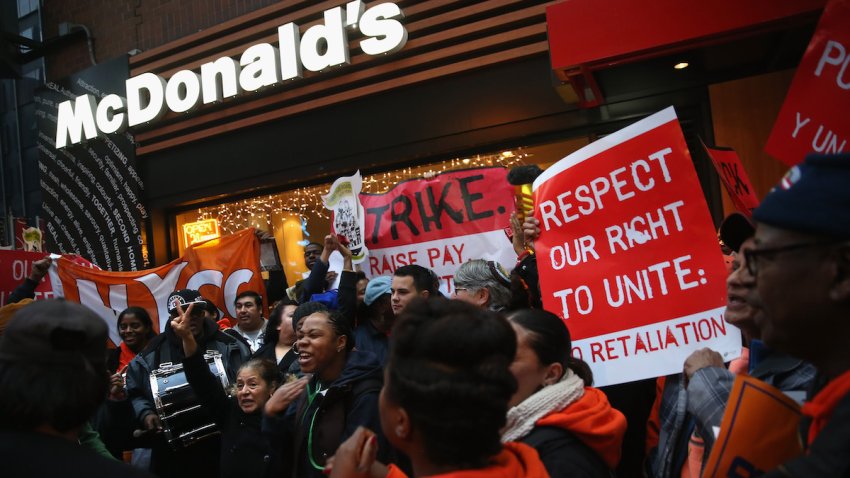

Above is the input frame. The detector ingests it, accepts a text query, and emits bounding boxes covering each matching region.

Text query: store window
[175,137,588,285]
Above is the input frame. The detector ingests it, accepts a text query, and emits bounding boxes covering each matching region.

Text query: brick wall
[42,0,278,80]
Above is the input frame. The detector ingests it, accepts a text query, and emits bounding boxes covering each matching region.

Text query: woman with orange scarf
[502,309,627,478]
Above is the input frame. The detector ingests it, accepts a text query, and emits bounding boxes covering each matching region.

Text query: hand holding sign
[532,107,738,386]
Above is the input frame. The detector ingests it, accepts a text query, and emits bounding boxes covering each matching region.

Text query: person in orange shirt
[504,309,626,477]
[326,298,550,478]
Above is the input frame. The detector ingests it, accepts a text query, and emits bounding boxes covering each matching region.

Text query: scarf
[501,368,585,443]
[801,368,850,445]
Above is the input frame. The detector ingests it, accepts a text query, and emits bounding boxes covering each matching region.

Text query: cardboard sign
[703,143,759,216]
[765,0,850,165]
[532,107,739,386]
[360,167,516,293]
[324,171,369,264]
[702,375,803,477]
[51,228,264,345]
[0,250,55,306]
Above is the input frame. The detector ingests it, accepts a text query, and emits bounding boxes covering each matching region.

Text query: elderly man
[746,153,850,477]
[0,299,153,477]
[451,259,512,311]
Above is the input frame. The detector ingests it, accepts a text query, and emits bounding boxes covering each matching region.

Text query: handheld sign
[324,171,369,264]
[765,0,850,165]
[532,107,739,386]
[702,142,759,216]
[360,167,516,294]
[701,375,803,477]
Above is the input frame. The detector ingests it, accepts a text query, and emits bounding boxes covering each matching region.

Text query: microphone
[507,165,543,185]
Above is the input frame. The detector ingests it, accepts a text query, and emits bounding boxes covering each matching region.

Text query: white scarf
[501,369,585,443]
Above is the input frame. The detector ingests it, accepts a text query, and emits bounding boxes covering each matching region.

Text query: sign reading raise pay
[532,107,739,386]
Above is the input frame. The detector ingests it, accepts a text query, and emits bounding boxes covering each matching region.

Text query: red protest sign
[765,0,850,165]
[0,250,55,306]
[360,167,516,293]
[702,143,759,216]
[532,107,739,386]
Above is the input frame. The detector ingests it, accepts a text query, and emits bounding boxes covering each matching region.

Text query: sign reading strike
[52,228,264,345]
[55,1,407,148]
[765,0,850,165]
[532,107,739,386]
[703,142,759,216]
[361,167,516,293]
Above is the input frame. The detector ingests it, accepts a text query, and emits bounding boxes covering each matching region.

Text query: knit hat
[719,212,755,253]
[753,153,850,239]
[364,276,391,306]
[0,299,107,366]
[166,289,206,315]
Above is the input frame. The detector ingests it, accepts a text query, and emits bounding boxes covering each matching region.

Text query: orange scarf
[801,368,850,446]
[385,442,549,478]
[117,342,137,372]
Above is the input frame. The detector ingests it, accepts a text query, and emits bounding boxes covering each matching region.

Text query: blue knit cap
[753,153,850,239]
[364,276,392,306]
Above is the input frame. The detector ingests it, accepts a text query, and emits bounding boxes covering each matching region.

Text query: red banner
[0,250,55,306]
[765,0,850,165]
[360,167,516,293]
[703,143,759,216]
[532,107,739,386]
[54,228,264,345]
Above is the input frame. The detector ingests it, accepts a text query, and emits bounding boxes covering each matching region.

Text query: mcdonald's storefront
[40,0,824,283]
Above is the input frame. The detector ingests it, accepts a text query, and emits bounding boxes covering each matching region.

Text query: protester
[523,214,655,477]
[743,153,850,476]
[263,302,386,478]
[297,238,340,303]
[171,301,305,478]
[226,291,267,352]
[0,299,153,477]
[7,255,51,303]
[108,306,156,374]
[124,289,250,477]
[253,299,299,375]
[96,306,157,459]
[452,259,512,311]
[327,298,549,478]
[648,212,816,477]
[390,265,436,315]
[353,275,394,365]
[505,309,626,477]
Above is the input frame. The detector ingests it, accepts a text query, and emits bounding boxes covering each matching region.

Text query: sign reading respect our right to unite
[532,107,740,387]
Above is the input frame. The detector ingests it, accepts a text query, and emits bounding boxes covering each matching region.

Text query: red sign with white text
[0,250,54,306]
[765,0,850,165]
[360,167,516,293]
[703,143,759,216]
[532,107,739,386]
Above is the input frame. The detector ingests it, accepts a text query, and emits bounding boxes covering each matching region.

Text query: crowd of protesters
[0,152,849,477]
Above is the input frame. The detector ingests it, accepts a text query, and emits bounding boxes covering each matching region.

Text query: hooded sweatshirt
[385,442,550,478]
[527,387,626,478]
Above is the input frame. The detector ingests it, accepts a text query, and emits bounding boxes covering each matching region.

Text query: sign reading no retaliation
[532,107,740,387]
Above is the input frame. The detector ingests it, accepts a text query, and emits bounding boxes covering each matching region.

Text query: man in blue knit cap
[750,153,850,477]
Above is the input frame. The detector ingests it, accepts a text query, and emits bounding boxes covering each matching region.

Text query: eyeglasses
[453,287,470,294]
[744,241,837,276]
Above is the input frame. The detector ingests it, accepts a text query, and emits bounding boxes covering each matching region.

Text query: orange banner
[702,375,803,477]
[55,228,264,344]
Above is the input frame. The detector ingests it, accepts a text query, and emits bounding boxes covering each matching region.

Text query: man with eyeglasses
[746,153,850,477]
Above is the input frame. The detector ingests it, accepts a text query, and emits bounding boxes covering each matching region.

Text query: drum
[149,351,229,449]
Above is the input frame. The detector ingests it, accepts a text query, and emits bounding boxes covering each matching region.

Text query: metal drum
[149,351,229,449]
